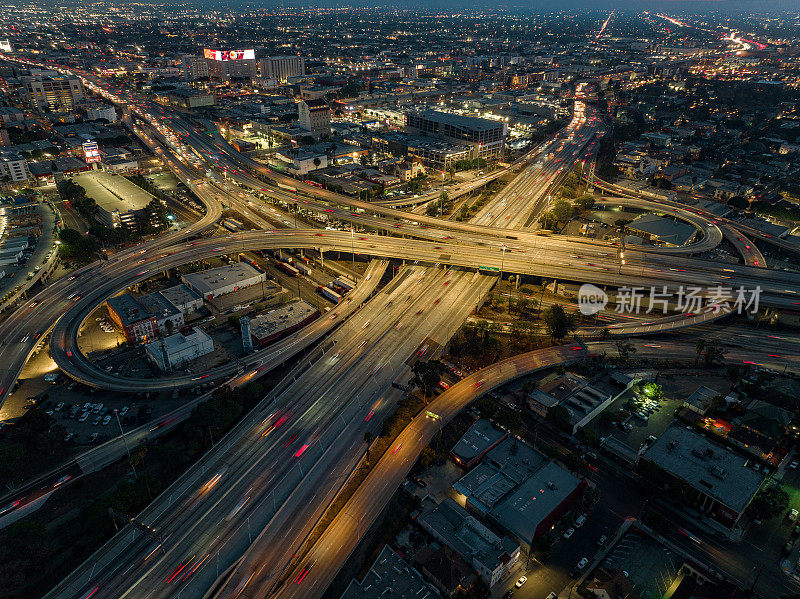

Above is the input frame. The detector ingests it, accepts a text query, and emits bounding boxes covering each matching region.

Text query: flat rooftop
[627,213,697,246]
[72,171,154,215]
[340,545,436,599]
[181,263,264,296]
[413,109,506,132]
[158,327,212,354]
[250,300,317,340]
[107,294,152,326]
[492,461,582,545]
[159,283,202,308]
[419,498,518,572]
[642,424,765,513]
[139,292,182,319]
[451,419,507,463]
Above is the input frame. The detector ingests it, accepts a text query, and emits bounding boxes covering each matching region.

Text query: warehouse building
[145,327,214,372]
[450,419,508,470]
[181,263,266,300]
[106,294,157,343]
[340,545,437,599]
[139,291,185,335]
[159,284,204,314]
[249,300,318,347]
[72,171,155,229]
[452,435,587,546]
[637,424,765,529]
[418,498,519,588]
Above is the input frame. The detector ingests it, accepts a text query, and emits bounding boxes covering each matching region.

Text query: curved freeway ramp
[590,307,733,337]
[592,179,768,265]
[52,260,388,391]
[266,340,792,599]
[595,198,723,255]
[0,177,223,412]
[0,261,388,529]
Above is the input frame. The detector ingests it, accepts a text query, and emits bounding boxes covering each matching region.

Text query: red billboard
[203,49,254,61]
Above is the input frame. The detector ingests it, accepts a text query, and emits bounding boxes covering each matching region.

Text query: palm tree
[363,431,375,464]
[695,339,706,366]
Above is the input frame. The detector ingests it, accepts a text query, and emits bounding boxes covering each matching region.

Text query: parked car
[575,514,587,527]
[577,557,589,570]
[515,576,527,588]
[564,527,575,539]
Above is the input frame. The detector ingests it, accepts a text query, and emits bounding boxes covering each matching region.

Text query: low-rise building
[84,103,117,123]
[0,152,31,183]
[145,327,214,372]
[139,291,185,335]
[453,436,587,546]
[275,148,328,175]
[450,419,508,470]
[340,545,437,599]
[418,498,519,587]
[159,283,204,314]
[249,300,319,347]
[168,88,215,110]
[181,263,266,300]
[413,544,476,598]
[106,294,157,343]
[637,424,765,529]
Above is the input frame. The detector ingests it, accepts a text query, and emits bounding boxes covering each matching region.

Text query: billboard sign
[83,141,101,164]
[203,49,254,61]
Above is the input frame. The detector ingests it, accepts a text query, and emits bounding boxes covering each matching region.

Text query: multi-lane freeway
[2,53,800,599]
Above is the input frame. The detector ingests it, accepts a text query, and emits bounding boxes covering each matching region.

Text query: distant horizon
[186,0,800,13]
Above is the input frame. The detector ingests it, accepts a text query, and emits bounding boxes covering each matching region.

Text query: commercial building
[340,545,437,599]
[627,213,698,247]
[418,498,519,587]
[0,152,31,182]
[453,436,587,546]
[159,284,203,314]
[298,98,331,136]
[204,49,257,80]
[181,263,266,300]
[0,107,24,125]
[405,110,506,161]
[249,300,318,347]
[20,72,85,112]
[181,54,210,80]
[413,545,476,597]
[84,103,117,123]
[275,148,327,175]
[450,419,508,470]
[71,171,155,229]
[145,327,214,372]
[637,424,765,529]
[168,88,215,110]
[259,56,305,83]
[139,292,185,335]
[373,132,472,171]
[106,294,157,343]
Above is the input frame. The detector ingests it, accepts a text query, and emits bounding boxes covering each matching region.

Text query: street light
[350,225,357,284]
[499,245,506,311]
[114,409,137,480]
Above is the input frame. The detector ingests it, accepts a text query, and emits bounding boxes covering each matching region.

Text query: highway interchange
[2,55,800,599]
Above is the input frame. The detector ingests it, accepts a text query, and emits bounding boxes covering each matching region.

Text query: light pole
[350,225,357,283]
[114,409,137,480]
[499,245,506,309]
